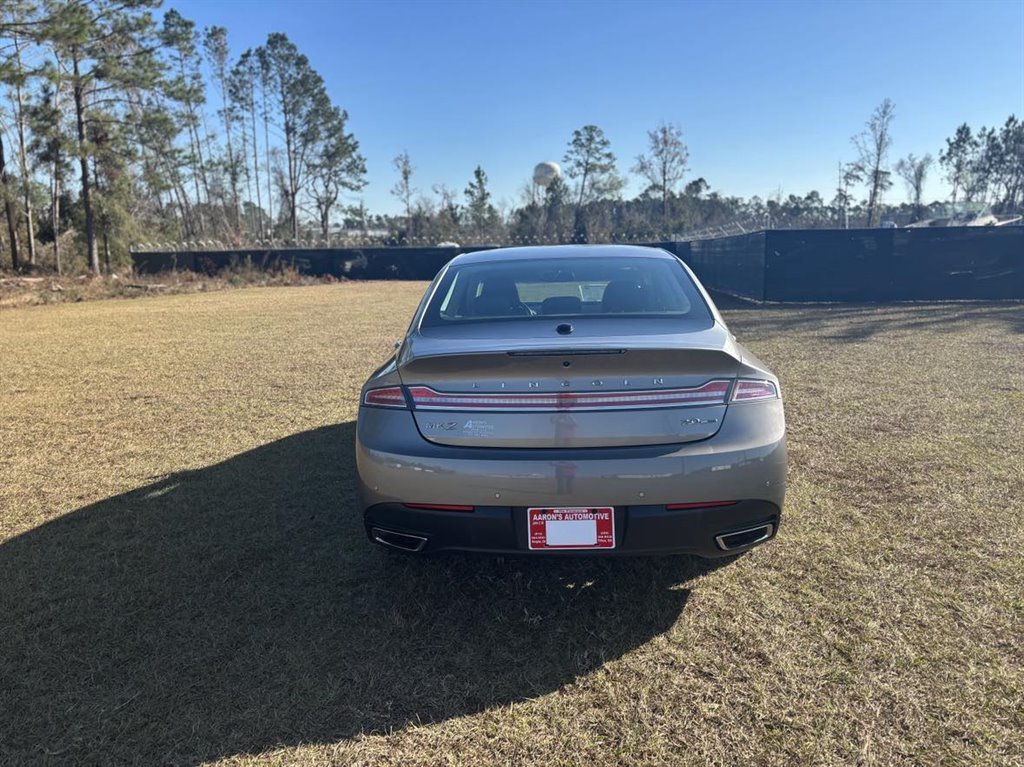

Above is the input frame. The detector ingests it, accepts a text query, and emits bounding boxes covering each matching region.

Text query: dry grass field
[1,284,1022,766]
[0,267,327,309]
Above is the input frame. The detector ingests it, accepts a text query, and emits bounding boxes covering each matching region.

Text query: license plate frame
[527,507,616,550]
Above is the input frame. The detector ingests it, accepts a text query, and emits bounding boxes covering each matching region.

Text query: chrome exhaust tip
[715,522,775,551]
[371,527,428,553]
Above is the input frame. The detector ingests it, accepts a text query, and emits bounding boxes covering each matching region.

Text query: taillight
[731,379,779,402]
[362,386,408,408]
[405,380,730,411]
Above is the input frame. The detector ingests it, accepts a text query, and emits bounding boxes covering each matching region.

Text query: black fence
[130,246,494,281]
[132,226,1024,301]
[684,226,1024,301]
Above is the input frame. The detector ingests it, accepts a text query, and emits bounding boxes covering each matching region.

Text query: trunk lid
[398,319,742,448]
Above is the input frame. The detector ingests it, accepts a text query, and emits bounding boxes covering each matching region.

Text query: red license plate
[528,507,615,550]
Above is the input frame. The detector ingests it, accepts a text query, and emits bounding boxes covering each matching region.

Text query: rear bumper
[365,501,780,557]
[355,400,786,556]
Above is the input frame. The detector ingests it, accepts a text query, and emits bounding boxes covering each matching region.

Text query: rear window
[423,256,712,326]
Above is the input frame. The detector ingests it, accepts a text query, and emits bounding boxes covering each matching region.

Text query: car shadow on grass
[0,422,731,764]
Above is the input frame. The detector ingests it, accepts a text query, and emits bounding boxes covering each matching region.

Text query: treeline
[0,2,1021,274]
[0,0,365,274]
[378,107,1022,247]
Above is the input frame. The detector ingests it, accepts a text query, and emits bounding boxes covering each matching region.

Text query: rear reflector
[403,503,474,512]
[666,500,738,510]
[406,380,730,412]
[731,379,778,402]
[363,386,407,408]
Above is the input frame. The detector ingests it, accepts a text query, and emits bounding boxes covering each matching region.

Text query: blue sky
[169,0,1024,215]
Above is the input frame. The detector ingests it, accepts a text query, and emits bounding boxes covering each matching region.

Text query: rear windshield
[422,256,712,326]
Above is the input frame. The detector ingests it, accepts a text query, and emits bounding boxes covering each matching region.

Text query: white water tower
[532,161,561,202]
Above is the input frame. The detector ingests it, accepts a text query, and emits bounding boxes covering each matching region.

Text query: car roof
[447,244,676,266]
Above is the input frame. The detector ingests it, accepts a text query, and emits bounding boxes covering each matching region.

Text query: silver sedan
[356,245,785,556]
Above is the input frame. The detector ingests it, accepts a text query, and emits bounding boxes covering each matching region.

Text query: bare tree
[256,48,275,234]
[852,98,895,227]
[432,183,460,241]
[895,153,933,222]
[391,150,415,227]
[632,122,688,223]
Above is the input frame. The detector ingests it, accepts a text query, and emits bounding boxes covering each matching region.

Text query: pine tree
[464,165,497,241]
[46,0,166,274]
[3,31,37,265]
[257,33,335,240]
[26,70,72,272]
[229,49,265,239]
[309,106,365,239]
[0,128,20,270]
[563,125,623,241]
[203,25,239,232]
[160,9,211,234]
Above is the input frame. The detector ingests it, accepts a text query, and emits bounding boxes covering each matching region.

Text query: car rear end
[356,247,785,557]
